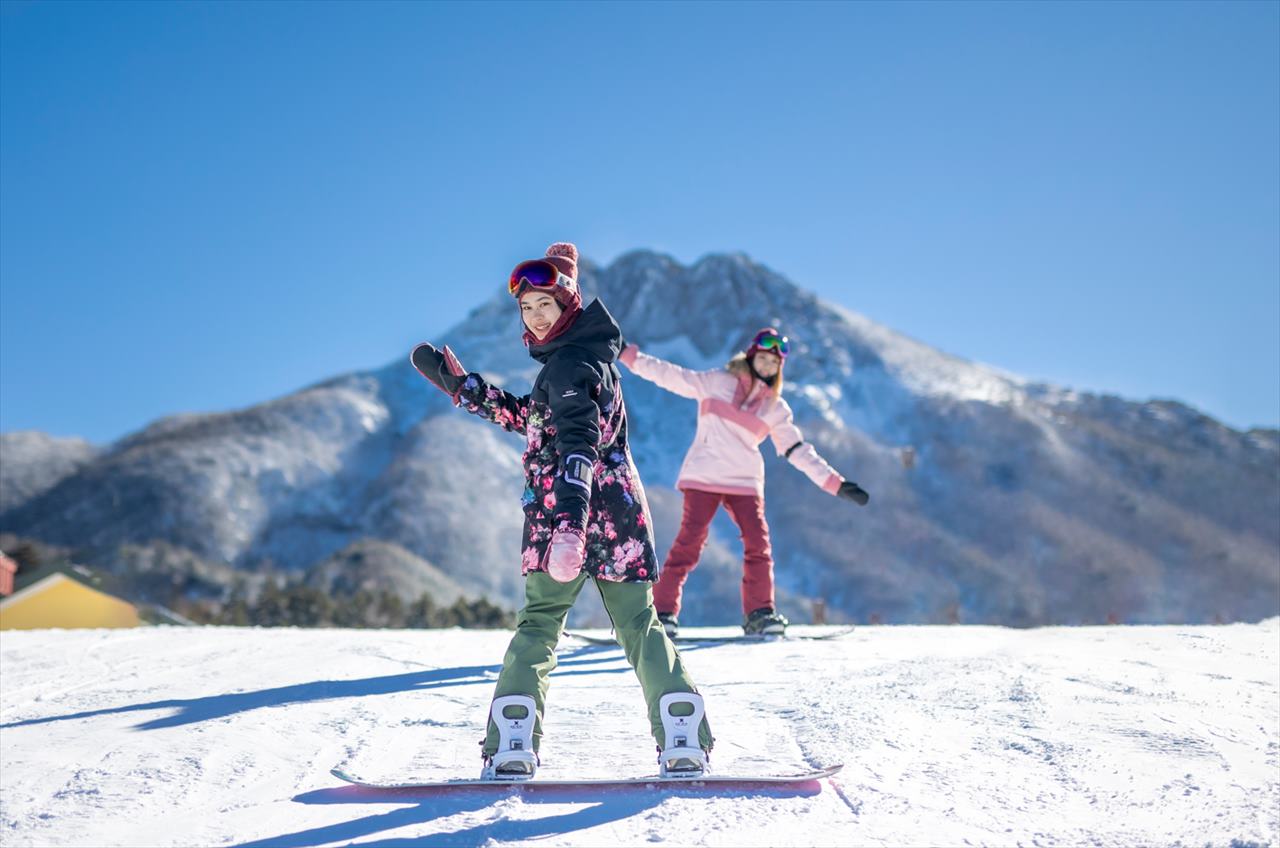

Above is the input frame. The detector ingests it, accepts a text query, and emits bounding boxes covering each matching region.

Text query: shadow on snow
[1,641,713,732]
[235,780,826,848]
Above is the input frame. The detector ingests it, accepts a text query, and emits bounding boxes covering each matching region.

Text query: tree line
[1,534,515,630]
[186,581,514,629]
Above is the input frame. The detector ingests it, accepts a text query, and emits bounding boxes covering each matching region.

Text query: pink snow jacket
[619,346,844,498]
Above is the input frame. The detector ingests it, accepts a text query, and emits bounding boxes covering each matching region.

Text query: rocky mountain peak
[2,249,1275,626]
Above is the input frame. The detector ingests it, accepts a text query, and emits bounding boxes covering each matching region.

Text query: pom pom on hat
[543,242,579,282]
[545,242,578,264]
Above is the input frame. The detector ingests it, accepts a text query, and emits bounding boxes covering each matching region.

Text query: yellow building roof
[0,572,142,630]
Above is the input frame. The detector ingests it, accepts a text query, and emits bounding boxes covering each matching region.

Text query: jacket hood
[528,298,622,365]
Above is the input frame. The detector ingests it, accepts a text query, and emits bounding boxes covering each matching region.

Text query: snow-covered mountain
[0,432,97,514]
[1,250,1277,625]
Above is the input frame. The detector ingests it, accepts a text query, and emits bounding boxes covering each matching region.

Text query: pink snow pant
[653,488,774,618]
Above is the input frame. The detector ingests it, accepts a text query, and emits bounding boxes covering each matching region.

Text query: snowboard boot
[743,607,788,636]
[656,692,709,778]
[657,612,679,638]
[481,695,538,781]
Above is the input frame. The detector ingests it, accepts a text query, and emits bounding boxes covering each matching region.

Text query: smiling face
[751,349,782,378]
[520,290,564,340]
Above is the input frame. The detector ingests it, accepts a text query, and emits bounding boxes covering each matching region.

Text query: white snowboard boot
[481,695,538,781]
[656,692,709,778]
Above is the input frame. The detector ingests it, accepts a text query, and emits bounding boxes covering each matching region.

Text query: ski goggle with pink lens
[508,259,574,297]
[750,330,790,358]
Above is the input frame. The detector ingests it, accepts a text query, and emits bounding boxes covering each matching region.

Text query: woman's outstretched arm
[767,397,868,504]
[618,344,714,399]
[411,342,529,434]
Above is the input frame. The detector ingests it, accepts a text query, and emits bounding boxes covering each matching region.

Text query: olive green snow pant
[482,571,714,756]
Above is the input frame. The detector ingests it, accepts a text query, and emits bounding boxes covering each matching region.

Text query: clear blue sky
[2,0,1277,444]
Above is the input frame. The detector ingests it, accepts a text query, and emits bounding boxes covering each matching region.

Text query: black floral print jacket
[455,299,660,583]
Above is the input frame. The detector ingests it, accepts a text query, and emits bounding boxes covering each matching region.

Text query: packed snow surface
[1,621,1276,847]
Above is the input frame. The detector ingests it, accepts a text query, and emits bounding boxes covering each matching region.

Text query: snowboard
[331,764,841,790]
[563,626,857,647]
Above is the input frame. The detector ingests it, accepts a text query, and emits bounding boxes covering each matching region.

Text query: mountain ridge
[1,249,1276,626]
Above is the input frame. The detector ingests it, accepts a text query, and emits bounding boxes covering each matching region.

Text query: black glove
[410,342,466,400]
[836,480,870,506]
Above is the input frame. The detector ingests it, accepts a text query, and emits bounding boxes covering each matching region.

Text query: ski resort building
[0,563,142,630]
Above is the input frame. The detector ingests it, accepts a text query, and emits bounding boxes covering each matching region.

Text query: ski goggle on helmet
[508,259,575,298]
[749,329,790,358]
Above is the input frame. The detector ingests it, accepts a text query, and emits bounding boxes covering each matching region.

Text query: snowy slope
[1,621,1276,847]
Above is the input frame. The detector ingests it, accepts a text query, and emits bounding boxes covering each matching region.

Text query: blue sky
[2,0,1277,444]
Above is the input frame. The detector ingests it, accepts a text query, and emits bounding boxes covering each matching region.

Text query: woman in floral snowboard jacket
[456,298,658,583]
[410,242,713,779]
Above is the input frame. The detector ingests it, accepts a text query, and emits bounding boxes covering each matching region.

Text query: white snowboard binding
[481,695,538,781]
[657,692,709,778]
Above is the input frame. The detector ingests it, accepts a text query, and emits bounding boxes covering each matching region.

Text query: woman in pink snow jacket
[619,328,870,636]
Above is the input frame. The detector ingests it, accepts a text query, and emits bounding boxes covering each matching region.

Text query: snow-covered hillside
[1,621,1276,847]
[0,432,97,514]
[2,250,1277,626]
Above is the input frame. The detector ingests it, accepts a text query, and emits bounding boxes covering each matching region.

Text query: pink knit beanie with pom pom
[511,242,581,312]
[514,242,584,347]
[542,242,578,282]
